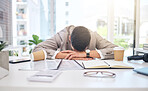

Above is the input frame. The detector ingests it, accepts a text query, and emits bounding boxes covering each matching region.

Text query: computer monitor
[0,51,9,79]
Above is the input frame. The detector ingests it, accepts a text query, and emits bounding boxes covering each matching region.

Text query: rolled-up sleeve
[51,49,60,59]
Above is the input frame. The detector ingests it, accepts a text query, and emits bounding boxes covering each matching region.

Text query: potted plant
[0,42,9,79]
[28,35,43,54]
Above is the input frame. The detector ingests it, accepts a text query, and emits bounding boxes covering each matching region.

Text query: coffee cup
[30,50,47,61]
[113,47,124,61]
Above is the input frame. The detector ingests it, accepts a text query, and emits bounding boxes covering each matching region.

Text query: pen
[82,62,85,68]
[35,75,53,77]
[104,61,110,66]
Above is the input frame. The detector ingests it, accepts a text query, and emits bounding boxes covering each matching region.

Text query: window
[17,0,27,2]
[139,0,148,47]
[0,11,3,21]
[17,24,27,36]
[65,11,69,16]
[65,2,69,6]
[65,20,69,25]
[19,9,25,14]
[11,0,137,57]
[13,0,55,45]
[114,0,134,56]
[56,0,134,56]
[56,0,108,34]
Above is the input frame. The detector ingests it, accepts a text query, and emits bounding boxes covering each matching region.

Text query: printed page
[19,59,62,71]
[46,59,62,70]
[74,60,84,68]
[59,60,83,70]
[104,60,133,68]
[32,59,62,70]
[76,60,110,69]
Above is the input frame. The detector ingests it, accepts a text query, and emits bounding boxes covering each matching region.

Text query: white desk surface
[0,59,148,91]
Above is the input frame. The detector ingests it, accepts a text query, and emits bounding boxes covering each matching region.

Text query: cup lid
[113,47,124,50]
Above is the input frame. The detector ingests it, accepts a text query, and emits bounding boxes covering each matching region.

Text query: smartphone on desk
[9,57,31,64]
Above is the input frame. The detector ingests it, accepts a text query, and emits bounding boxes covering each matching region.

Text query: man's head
[70,26,91,51]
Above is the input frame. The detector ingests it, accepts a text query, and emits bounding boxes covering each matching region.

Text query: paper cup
[30,50,47,61]
[113,47,124,61]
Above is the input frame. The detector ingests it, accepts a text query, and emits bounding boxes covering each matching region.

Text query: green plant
[28,35,43,54]
[97,26,107,38]
[114,39,129,49]
[29,35,43,45]
[0,42,7,51]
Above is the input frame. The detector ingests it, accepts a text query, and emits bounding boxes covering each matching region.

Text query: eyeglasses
[83,71,116,78]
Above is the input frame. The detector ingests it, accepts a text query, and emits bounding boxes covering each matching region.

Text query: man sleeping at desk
[33,25,118,60]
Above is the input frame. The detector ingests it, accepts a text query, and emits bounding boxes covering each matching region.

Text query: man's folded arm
[33,34,61,59]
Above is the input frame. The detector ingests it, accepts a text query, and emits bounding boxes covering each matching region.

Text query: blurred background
[0,0,148,56]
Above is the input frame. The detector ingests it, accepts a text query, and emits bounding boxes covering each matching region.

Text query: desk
[0,59,148,91]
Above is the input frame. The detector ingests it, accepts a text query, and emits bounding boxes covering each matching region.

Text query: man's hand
[61,50,88,60]
[72,57,93,61]
[56,50,100,60]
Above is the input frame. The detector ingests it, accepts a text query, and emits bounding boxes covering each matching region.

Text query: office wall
[0,0,12,44]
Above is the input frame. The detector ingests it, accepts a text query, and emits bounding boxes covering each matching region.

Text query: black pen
[35,75,53,77]
[104,61,110,66]
[82,62,85,69]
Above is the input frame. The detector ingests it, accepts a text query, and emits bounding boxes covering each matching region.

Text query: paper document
[27,70,62,82]
[58,60,83,70]
[46,59,62,69]
[19,59,62,71]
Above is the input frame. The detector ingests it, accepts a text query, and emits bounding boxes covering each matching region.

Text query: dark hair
[71,26,91,51]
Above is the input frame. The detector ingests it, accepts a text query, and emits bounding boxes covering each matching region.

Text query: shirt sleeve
[33,33,62,59]
[95,49,105,59]
[51,49,60,59]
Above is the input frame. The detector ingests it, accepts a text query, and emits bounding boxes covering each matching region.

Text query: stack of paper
[27,70,62,82]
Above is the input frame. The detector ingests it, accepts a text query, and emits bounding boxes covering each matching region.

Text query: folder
[133,67,148,76]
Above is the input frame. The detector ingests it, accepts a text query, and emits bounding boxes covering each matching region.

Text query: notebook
[133,67,148,76]
[74,60,134,69]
